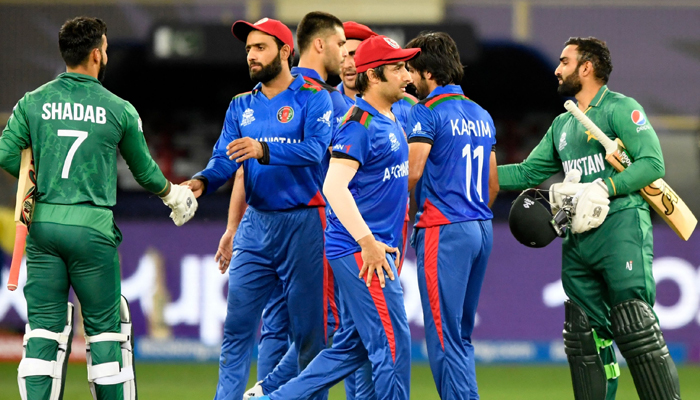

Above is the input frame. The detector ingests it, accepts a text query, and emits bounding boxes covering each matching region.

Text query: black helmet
[508,190,561,248]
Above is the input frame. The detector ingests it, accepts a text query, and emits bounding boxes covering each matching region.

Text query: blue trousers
[258,209,339,392]
[214,207,326,400]
[257,281,291,381]
[268,253,411,400]
[414,220,493,400]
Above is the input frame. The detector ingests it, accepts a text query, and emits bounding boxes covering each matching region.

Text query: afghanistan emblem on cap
[277,106,294,123]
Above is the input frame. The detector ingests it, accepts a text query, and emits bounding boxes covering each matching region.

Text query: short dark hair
[405,31,463,86]
[58,16,107,67]
[296,11,343,55]
[564,37,613,84]
[272,37,294,69]
[355,65,386,95]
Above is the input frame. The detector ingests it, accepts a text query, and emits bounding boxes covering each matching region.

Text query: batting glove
[161,183,198,226]
[571,178,610,234]
[549,169,584,215]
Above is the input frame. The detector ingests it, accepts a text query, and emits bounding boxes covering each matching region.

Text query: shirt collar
[427,84,464,98]
[336,82,355,103]
[589,85,609,108]
[355,96,380,117]
[290,67,324,82]
[252,74,305,95]
[58,72,102,86]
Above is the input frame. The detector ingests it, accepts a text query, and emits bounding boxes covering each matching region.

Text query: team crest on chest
[241,108,255,126]
[277,106,295,123]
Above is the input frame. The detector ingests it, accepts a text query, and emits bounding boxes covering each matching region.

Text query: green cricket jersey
[498,85,665,214]
[0,72,168,237]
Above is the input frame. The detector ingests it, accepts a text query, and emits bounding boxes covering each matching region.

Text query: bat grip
[7,224,28,291]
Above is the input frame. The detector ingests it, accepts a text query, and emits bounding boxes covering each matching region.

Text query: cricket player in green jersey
[0,17,197,400]
[499,37,681,400]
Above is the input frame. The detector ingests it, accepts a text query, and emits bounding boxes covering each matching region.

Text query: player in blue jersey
[181,18,333,400]
[250,34,418,400]
[405,32,499,399]
[242,11,348,399]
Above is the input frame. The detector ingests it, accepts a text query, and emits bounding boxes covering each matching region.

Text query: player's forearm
[323,163,372,240]
[195,155,238,195]
[265,139,328,166]
[488,151,499,208]
[497,162,551,191]
[226,169,247,232]
[607,156,665,197]
[120,146,169,195]
[0,148,21,178]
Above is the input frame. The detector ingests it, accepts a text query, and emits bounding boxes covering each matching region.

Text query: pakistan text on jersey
[383,161,409,182]
[562,153,606,176]
[450,119,492,137]
[41,103,107,124]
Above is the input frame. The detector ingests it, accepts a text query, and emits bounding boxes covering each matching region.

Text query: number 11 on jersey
[463,143,484,202]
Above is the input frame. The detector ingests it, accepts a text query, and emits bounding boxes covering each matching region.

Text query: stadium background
[1,0,699,398]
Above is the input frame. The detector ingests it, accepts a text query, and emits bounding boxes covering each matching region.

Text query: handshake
[161,183,199,226]
[549,170,610,234]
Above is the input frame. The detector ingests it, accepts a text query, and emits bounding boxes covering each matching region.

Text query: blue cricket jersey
[194,74,333,211]
[337,82,416,131]
[325,97,409,259]
[408,85,496,227]
[293,67,350,132]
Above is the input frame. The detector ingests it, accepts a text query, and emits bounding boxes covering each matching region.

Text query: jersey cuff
[332,151,361,165]
[407,136,434,145]
[492,145,496,152]
[258,141,270,165]
[192,175,209,196]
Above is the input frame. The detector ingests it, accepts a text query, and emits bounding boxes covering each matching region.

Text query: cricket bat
[564,100,696,240]
[7,148,36,291]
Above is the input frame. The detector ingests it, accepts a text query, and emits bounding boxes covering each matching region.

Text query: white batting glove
[549,169,584,215]
[161,183,198,226]
[571,178,610,234]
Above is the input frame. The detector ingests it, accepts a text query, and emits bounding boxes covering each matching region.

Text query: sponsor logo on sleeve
[277,106,295,123]
[412,122,422,134]
[317,110,332,127]
[241,108,255,127]
[631,110,651,132]
[631,110,646,125]
[332,143,352,153]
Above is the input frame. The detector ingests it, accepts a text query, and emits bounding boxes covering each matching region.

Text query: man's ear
[313,37,324,54]
[579,60,594,78]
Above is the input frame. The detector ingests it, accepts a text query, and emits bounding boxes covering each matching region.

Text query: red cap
[354,35,420,73]
[343,21,377,41]
[232,18,295,56]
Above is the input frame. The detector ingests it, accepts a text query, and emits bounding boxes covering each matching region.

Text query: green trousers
[562,207,656,399]
[23,222,124,400]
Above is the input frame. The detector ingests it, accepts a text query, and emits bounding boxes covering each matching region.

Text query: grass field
[2,362,699,399]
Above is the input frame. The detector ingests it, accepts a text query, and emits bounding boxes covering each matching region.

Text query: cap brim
[356,48,421,73]
[231,20,256,42]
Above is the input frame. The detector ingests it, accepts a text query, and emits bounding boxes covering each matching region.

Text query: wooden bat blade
[641,180,697,240]
[8,148,35,291]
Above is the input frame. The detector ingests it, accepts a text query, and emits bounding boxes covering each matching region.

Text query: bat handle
[7,224,28,291]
